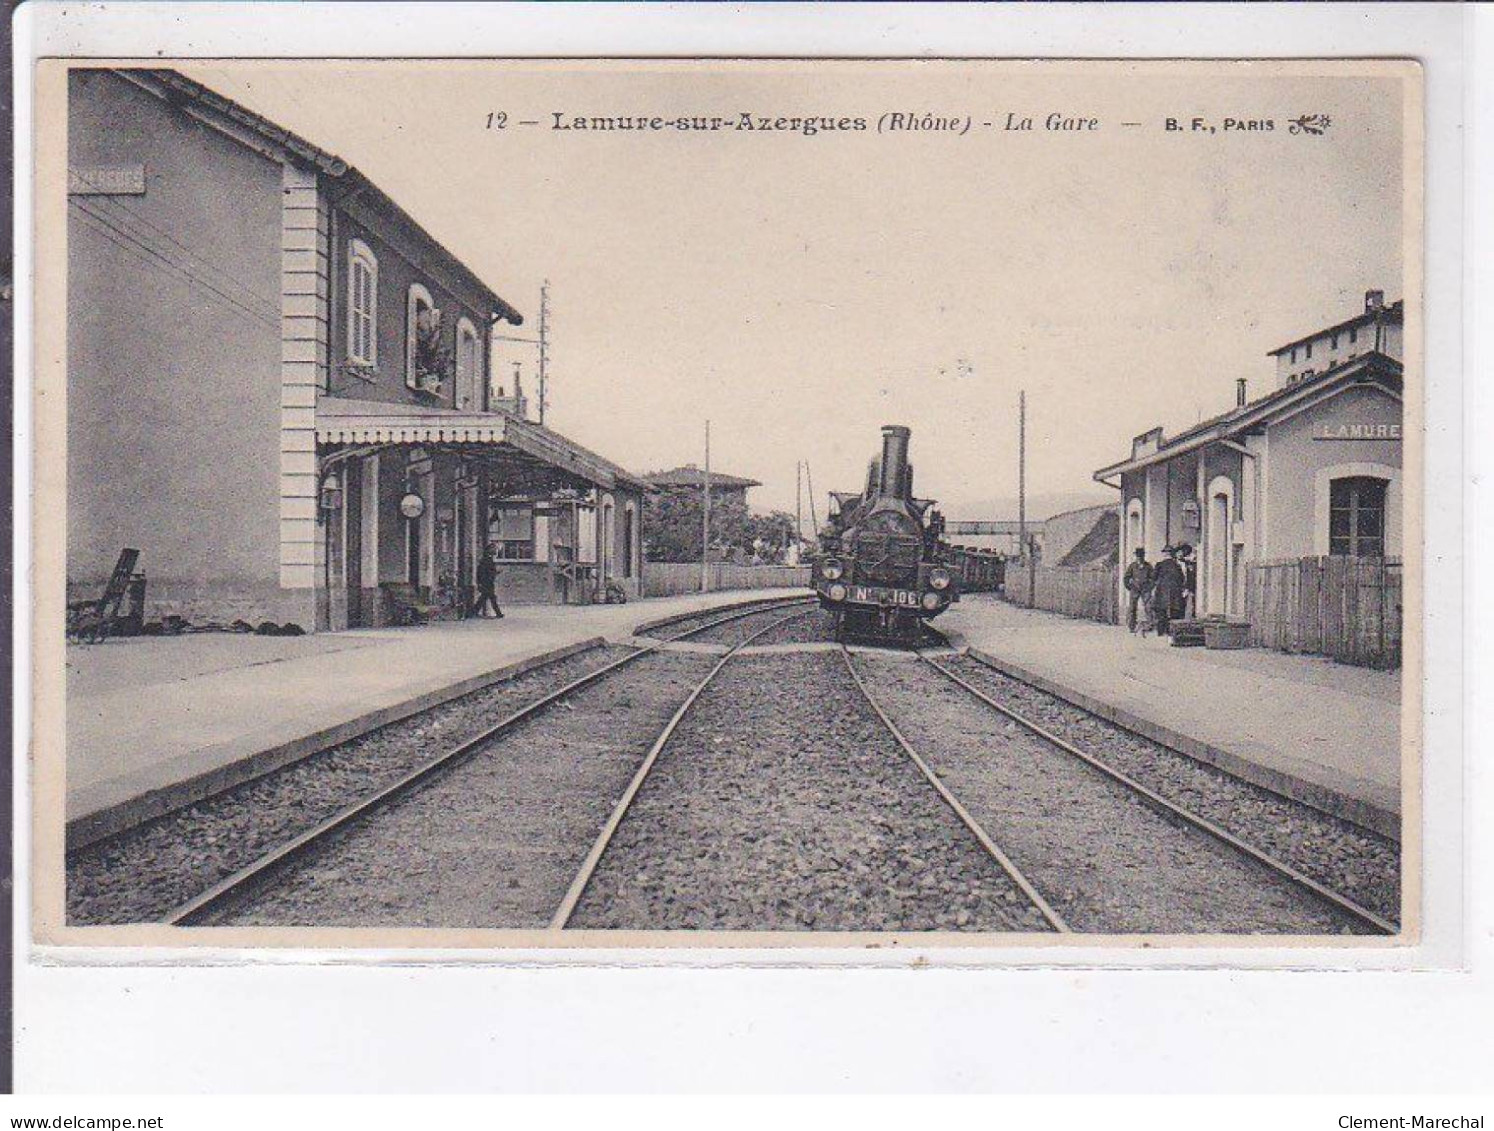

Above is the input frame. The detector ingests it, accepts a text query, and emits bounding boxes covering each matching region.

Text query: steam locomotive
[813,425,957,642]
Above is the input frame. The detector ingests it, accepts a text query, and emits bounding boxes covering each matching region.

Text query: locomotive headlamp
[921,591,942,611]
[929,567,951,590]
[828,583,848,602]
[821,558,844,581]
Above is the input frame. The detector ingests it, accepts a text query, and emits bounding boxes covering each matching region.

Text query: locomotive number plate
[848,585,921,607]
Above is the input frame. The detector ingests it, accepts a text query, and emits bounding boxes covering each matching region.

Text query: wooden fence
[642,562,812,599]
[1008,562,1119,626]
[1245,556,1402,668]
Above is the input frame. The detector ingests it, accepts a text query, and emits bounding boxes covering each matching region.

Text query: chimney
[878,425,911,499]
[1365,289,1385,313]
[1236,378,1248,407]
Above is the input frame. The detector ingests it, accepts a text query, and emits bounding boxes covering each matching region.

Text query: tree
[642,491,796,564]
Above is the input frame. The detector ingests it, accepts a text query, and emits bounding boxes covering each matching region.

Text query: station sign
[68,164,146,195]
[1312,422,1402,441]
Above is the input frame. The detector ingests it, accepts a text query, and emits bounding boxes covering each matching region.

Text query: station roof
[1093,351,1402,482]
[116,68,524,327]
[316,397,651,493]
[642,466,762,490]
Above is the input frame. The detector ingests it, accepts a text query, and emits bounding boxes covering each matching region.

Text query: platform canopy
[315,397,651,495]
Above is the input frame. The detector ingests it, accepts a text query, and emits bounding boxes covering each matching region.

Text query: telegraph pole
[1018,390,1031,606]
[537,280,550,425]
[795,461,803,562]
[805,462,819,538]
[701,420,712,593]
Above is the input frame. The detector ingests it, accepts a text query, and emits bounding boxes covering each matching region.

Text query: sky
[181,60,1408,521]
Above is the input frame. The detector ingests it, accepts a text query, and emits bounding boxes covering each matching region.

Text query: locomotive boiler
[813,425,957,641]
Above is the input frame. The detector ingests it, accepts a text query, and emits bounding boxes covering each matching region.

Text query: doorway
[1205,477,1233,615]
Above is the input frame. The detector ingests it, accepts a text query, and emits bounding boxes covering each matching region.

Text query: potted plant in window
[411,304,453,397]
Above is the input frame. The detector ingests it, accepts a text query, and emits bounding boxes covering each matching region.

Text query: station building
[67,68,648,631]
[1094,292,1404,619]
[641,466,762,508]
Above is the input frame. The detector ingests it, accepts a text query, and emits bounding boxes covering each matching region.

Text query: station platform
[940,595,1404,839]
[64,589,810,847]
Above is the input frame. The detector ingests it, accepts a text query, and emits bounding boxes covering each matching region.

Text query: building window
[1290,345,1297,363]
[455,316,480,410]
[346,239,378,367]
[406,283,441,393]
[1330,332,1339,350]
[1305,340,1313,359]
[489,504,534,561]
[1329,476,1387,557]
[1349,326,1358,344]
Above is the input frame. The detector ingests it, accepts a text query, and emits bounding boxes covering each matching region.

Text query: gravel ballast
[568,651,1055,932]
[854,653,1366,934]
[213,652,719,928]
[67,643,637,924]
[939,652,1401,926]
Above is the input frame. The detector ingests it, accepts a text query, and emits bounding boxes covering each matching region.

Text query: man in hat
[1175,542,1198,618]
[1123,546,1154,633]
[1151,544,1187,637]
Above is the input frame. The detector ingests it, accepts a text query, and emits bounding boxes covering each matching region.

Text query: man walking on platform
[1124,547,1153,633]
[470,544,504,619]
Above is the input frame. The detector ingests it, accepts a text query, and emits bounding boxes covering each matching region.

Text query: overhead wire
[70,199,280,332]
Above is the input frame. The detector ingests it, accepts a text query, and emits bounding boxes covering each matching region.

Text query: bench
[381,582,442,626]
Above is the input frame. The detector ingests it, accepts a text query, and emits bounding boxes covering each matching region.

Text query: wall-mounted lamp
[318,470,343,523]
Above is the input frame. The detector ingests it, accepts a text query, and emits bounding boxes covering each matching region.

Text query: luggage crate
[1202,618,1251,650]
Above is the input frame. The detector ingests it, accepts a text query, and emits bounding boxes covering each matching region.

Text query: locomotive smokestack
[879,425,911,498]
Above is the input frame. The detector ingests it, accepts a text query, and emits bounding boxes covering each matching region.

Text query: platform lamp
[317,467,343,524]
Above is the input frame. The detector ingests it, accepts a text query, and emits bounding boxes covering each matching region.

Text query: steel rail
[646,595,818,643]
[922,654,1397,935]
[163,600,816,926]
[550,605,817,929]
[838,647,1071,934]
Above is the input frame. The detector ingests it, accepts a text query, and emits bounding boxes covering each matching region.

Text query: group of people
[1123,543,1197,637]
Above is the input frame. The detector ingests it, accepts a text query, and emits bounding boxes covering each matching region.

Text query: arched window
[1329,476,1387,557]
[455,316,480,410]
[346,240,378,367]
[406,283,437,391]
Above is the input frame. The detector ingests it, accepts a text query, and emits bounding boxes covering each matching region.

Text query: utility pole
[795,461,803,562]
[537,280,550,425]
[1018,390,1031,607]
[805,462,819,538]
[701,420,711,593]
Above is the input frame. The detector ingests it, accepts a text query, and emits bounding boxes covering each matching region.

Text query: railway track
[846,647,1395,935]
[562,645,1057,933]
[933,650,1402,929]
[72,590,1394,936]
[167,602,818,927]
